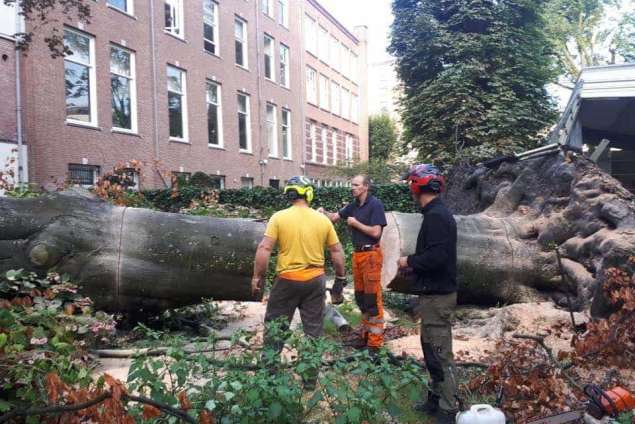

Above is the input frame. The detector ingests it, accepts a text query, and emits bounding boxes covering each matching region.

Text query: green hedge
[142,186,204,212]
[218,185,417,213]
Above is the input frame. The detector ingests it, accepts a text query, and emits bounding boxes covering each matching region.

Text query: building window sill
[239,149,253,155]
[283,157,293,162]
[164,31,187,43]
[236,64,250,72]
[106,4,137,19]
[204,50,222,60]
[112,128,141,137]
[208,144,225,150]
[265,77,277,84]
[170,137,190,144]
[66,121,101,131]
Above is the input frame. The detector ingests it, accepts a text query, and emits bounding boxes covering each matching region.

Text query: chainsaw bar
[527,410,585,424]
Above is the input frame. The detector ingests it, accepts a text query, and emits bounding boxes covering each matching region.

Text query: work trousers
[352,249,384,348]
[264,275,326,353]
[418,292,458,413]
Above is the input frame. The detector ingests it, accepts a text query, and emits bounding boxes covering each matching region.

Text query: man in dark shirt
[320,175,387,349]
[397,164,458,423]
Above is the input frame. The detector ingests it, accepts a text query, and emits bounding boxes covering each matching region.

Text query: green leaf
[0,399,12,412]
[347,406,361,422]
[224,391,235,401]
[230,381,243,391]
[205,400,217,410]
[268,402,282,419]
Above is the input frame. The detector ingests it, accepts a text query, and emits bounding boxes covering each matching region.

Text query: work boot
[414,392,440,415]
[435,409,458,424]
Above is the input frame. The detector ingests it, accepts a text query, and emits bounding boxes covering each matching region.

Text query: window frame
[277,0,288,27]
[306,66,318,105]
[167,65,188,142]
[266,103,278,158]
[331,129,338,165]
[321,126,328,165]
[237,92,252,153]
[345,134,353,165]
[64,27,98,127]
[341,88,350,121]
[318,26,329,63]
[264,34,275,82]
[203,0,219,55]
[310,123,317,163]
[241,177,254,188]
[234,17,248,69]
[206,80,223,148]
[262,0,274,18]
[68,164,100,187]
[110,44,137,133]
[279,43,290,88]
[351,94,359,124]
[164,0,184,38]
[107,0,134,15]
[329,35,339,71]
[305,15,317,55]
[330,81,340,116]
[281,108,292,160]
[319,74,329,111]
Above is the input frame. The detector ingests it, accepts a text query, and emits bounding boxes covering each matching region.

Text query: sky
[318,0,394,64]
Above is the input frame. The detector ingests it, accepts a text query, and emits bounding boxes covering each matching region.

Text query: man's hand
[317,207,326,214]
[330,276,348,305]
[251,276,263,298]
[398,256,409,268]
[346,216,359,227]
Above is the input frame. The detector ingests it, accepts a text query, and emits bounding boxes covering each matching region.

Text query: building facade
[0,0,368,189]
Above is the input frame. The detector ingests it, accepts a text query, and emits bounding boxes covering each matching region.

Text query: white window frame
[350,53,358,82]
[107,0,134,15]
[110,44,137,133]
[318,26,329,62]
[305,15,317,55]
[237,92,252,153]
[241,177,254,188]
[306,66,317,105]
[341,43,350,78]
[345,134,353,165]
[277,0,288,27]
[321,126,328,165]
[279,43,290,88]
[351,94,359,124]
[310,123,317,163]
[319,74,329,111]
[68,164,100,187]
[164,0,184,38]
[281,108,292,160]
[203,0,219,55]
[266,103,278,158]
[341,88,350,120]
[331,81,340,116]
[206,81,223,148]
[167,65,188,142]
[330,35,339,70]
[331,129,338,165]
[264,34,275,82]
[262,0,274,18]
[64,27,97,127]
[235,17,248,69]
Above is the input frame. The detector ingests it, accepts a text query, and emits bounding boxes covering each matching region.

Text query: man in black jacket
[397,164,458,423]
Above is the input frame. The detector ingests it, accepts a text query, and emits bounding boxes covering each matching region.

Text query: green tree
[544,0,635,82]
[389,0,558,165]
[369,114,398,161]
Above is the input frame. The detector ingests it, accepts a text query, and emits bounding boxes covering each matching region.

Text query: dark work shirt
[338,195,387,248]
[407,197,457,295]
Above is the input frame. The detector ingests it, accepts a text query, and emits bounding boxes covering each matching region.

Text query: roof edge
[306,0,359,45]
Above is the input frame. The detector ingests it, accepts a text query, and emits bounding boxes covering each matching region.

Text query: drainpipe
[254,1,266,186]
[298,2,307,177]
[148,0,164,186]
[14,1,24,184]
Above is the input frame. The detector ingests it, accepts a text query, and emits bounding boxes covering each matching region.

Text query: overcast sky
[318,0,394,64]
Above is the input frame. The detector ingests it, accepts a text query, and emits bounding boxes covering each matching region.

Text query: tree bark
[0,190,265,313]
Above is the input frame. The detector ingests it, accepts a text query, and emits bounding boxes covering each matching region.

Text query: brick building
[0,0,368,189]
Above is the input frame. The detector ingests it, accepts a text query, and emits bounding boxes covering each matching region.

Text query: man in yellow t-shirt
[251,176,347,349]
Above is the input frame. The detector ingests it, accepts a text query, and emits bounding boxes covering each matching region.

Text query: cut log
[0,190,265,313]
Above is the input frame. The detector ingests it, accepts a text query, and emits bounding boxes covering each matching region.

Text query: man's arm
[318,207,341,223]
[328,242,346,278]
[401,214,450,272]
[346,218,382,240]
[251,236,276,296]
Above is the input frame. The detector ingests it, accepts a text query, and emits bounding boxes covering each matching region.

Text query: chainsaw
[527,385,635,424]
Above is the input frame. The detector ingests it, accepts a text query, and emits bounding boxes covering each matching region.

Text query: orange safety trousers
[352,248,384,348]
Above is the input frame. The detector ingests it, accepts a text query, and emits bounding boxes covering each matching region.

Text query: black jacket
[407,197,457,295]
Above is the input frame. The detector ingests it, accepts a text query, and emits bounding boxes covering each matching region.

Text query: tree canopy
[389,0,559,165]
[369,114,399,162]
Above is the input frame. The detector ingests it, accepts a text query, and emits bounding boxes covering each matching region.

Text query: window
[351,53,358,82]
[264,35,275,81]
[266,103,278,157]
[203,0,219,55]
[341,44,350,77]
[68,164,99,186]
[164,0,183,37]
[235,18,248,68]
[279,44,290,88]
[310,123,317,162]
[331,129,338,165]
[108,0,132,14]
[262,0,273,18]
[306,67,317,105]
[172,172,191,185]
[64,28,96,125]
[351,94,359,124]
[281,109,291,159]
[330,81,340,116]
[110,45,136,132]
[206,81,222,147]
[321,126,328,164]
[345,134,353,164]
[305,15,317,55]
[318,27,329,62]
[330,35,339,70]
[319,74,329,110]
[341,88,350,120]
[209,175,225,189]
[269,179,280,189]
[277,0,288,27]
[167,65,187,140]
[241,177,254,188]
[237,92,251,151]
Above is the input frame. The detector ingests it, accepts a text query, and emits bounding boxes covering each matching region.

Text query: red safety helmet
[403,164,445,195]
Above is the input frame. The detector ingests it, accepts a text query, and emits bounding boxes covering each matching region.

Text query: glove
[330,276,348,305]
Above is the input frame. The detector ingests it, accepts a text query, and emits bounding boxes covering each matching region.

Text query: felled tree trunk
[382,154,635,313]
[0,191,265,313]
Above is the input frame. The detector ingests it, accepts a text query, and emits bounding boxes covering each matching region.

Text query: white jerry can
[456,404,506,424]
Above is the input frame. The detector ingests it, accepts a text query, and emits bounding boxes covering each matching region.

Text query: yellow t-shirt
[264,205,340,281]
